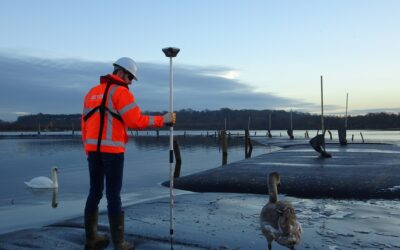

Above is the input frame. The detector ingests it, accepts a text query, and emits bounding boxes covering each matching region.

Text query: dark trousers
[85,152,124,215]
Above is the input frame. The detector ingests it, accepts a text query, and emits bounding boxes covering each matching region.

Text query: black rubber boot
[108,212,134,250]
[84,210,110,249]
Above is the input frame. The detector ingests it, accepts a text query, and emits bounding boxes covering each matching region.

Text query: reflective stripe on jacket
[81,74,164,153]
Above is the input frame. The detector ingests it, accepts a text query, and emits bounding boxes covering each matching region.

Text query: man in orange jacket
[81,57,175,250]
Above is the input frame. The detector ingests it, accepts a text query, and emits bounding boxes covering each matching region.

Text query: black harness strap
[83,106,123,123]
[82,81,128,154]
[83,107,99,122]
[96,82,112,153]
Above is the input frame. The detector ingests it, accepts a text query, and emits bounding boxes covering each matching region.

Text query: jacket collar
[100,74,129,89]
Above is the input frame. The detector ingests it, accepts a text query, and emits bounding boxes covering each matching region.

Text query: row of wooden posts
[172,129,254,178]
[304,130,364,143]
[130,129,364,144]
[218,129,253,166]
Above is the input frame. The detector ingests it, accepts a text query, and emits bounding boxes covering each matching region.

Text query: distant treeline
[0,108,399,131]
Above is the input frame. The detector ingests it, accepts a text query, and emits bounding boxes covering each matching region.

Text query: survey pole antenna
[162,47,180,248]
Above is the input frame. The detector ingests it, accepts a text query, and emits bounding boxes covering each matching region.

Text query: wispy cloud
[0,53,317,121]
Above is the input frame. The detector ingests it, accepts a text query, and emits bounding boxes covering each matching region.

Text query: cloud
[0,53,317,121]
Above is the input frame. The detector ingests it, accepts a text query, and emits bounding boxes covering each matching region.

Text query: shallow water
[0,134,267,233]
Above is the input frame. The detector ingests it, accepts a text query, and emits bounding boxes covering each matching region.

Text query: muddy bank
[166,143,400,199]
[1,193,399,249]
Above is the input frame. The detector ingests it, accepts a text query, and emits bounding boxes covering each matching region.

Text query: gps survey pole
[162,47,180,247]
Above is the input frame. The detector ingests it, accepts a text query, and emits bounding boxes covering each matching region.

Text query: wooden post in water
[321,76,325,134]
[269,112,271,131]
[224,118,227,131]
[245,129,249,158]
[328,130,332,140]
[267,112,272,138]
[245,129,253,158]
[290,109,293,131]
[360,132,364,143]
[221,130,228,165]
[173,139,182,178]
[352,134,354,142]
[287,109,294,139]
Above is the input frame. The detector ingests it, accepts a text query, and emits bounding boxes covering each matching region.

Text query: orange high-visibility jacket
[81,74,164,153]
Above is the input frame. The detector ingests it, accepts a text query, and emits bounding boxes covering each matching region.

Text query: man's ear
[116,69,124,78]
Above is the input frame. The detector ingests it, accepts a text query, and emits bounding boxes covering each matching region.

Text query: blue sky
[0,0,399,121]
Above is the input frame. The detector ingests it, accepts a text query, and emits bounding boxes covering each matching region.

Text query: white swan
[25,167,59,189]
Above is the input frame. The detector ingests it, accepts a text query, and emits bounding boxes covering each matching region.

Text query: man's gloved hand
[163,112,176,126]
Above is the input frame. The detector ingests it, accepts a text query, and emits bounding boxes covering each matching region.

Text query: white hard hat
[113,57,138,80]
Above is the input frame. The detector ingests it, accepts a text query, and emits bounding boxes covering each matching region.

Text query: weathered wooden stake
[328,130,332,140]
[360,132,364,143]
[245,130,253,158]
[245,129,249,158]
[221,130,228,165]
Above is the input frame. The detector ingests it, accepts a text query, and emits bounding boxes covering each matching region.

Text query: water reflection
[52,189,58,208]
[26,188,58,209]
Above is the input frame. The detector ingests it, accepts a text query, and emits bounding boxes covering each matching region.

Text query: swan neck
[52,170,59,188]
[268,178,278,203]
